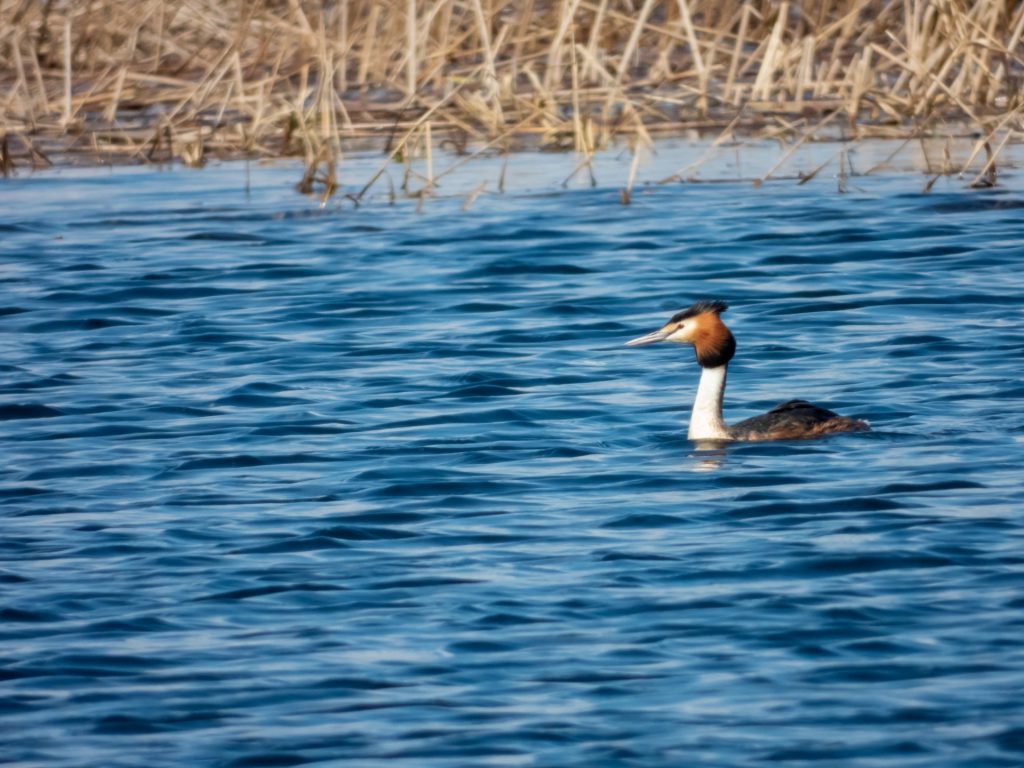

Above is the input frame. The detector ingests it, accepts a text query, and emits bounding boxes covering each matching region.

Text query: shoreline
[0,115,1001,170]
[7,136,1022,209]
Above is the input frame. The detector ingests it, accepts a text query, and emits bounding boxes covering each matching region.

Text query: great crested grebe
[626,300,869,442]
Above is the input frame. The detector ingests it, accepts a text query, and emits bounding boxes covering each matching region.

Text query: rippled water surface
[3,154,1024,767]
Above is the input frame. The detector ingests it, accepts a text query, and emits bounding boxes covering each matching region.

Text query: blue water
[2,161,1024,767]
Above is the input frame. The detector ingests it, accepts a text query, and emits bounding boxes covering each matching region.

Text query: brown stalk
[754,108,842,186]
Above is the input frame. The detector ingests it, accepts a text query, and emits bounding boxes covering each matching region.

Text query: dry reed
[2,1,1024,194]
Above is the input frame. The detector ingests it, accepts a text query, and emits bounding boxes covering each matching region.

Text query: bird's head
[626,299,736,368]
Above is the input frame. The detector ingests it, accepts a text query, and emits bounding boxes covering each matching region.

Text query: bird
[626,300,869,442]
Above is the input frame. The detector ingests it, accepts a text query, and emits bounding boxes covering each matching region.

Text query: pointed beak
[625,329,671,347]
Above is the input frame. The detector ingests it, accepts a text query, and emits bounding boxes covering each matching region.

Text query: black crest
[669,299,728,324]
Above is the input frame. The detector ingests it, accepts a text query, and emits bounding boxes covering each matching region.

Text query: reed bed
[2,0,1024,193]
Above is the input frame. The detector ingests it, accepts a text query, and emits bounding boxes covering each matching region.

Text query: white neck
[688,365,731,440]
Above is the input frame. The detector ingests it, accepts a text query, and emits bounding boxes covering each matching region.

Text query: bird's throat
[689,365,730,440]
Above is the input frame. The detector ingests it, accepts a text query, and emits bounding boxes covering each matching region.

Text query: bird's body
[626,300,868,442]
[729,399,866,441]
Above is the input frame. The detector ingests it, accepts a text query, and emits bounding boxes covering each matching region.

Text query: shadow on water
[1,160,1024,766]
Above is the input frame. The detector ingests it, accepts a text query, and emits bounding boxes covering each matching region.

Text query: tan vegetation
[2,0,1023,193]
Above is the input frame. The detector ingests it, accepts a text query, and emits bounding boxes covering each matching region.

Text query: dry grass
[2,1,1024,193]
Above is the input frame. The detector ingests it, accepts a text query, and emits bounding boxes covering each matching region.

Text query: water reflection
[688,442,730,471]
